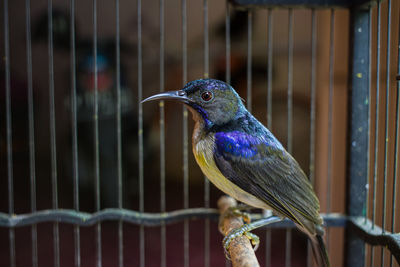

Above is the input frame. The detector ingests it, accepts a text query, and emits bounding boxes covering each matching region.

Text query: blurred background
[0,0,399,266]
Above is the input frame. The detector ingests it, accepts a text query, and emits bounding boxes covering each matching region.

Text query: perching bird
[143,79,330,266]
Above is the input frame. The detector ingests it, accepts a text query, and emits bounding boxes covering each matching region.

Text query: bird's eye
[201,91,213,102]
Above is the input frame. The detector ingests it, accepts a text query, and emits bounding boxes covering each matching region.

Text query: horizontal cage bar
[229,0,377,9]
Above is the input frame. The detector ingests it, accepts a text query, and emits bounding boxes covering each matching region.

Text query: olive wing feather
[213,131,322,233]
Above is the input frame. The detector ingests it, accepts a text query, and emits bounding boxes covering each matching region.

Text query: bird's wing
[213,131,322,233]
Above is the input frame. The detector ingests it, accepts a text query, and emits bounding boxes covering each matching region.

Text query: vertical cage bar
[370,2,382,266]
[287,8,293,154]
[285,9,294,267]
[344,7,370,267]
[137,0,145,266]
[372,0,382,231]
[70,0,80,266]
[284,230,292,267]
[327,8,335,222]
[364,8,373,266]
[365,8,373,225]
[3,0,15,266]
[326,9,335,253]
[203,0,209,79]
[115,0,122,212]
[307,9,317,267]
[159,0,166,267]
[225,1,230,84]
[267,9,273,130]
[25,0,38,266]
[92,0,102,265]
[381,0,392,265]
[390,12,400,267]
[182,0,189,266]
[265,227,271,267]
[48,0,60,266]
[115,0,123,266]
[265,9,273,267]
[371,6,381,267]
[225,4,230,266]
[247,10,252,112]
[203,1,210,267]
[309,9,317,190]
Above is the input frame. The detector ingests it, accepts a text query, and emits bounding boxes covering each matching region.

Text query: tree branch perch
[218,196,260,267]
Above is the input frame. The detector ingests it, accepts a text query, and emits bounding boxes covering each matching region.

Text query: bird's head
[142,79,245,129]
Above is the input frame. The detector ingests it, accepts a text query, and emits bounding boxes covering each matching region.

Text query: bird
[142,78,330,267]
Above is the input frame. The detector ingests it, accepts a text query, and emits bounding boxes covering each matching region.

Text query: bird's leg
[223,215,282,259]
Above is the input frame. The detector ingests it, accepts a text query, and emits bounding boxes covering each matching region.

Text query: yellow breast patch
[193,140,269,210]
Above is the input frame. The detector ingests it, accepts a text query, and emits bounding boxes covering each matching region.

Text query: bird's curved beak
[141,90,190,104]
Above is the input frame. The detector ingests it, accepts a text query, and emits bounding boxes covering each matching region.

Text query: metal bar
[25,0,38,266]
[228,0,375,9]
[381,0,392,265]
[285,229,292,267]
[265,226,271,267]
[372,0,381,231]
[204,0,209,80]
[285,8,294,267]
[225,1,231,84]
[309,9,317,191]
[267,9,273,130]
[365,7,373,225]
[247,10,252,112]
[0,213,391,262]
[182,0,189,266]
[364,7,373,267]
[47,1,60,266]
[344,7,370,267]
[70,0,80,266]
[307,9,317,267]
[348,217,400,265]
[203,1,210,267]
[0,208,218,227]
[390,10,400,267]
[371,3,382,265]
[325,9,335,253]
[115,0,123,266]
[0,210,346,228]
[137,0,145,266]
[3,0,15,266]
[287,8,293,154]
[327,7,334,221]
[265,9,273,267]
[115,0,122,212]
[225,4,231,266]
[9,210,397,254]
[92,0,102,266]
[159,0,166,267]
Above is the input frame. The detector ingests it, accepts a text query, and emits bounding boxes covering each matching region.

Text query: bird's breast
[192,132,269,210]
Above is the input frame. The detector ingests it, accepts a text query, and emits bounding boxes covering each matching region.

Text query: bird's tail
[310,234,330,267]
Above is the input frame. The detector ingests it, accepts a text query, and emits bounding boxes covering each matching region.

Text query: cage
[0,0,399,266]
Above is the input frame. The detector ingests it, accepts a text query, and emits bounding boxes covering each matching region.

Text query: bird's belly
[193,145,269,210]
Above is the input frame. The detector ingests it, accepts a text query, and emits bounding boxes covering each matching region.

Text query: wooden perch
[218,196,260,267]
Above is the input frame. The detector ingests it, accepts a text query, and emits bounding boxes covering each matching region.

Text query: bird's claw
[221,207,251,224]
[223,225,260,260]
[230,208,251,224]
[245,232,260,251]
[219,207,251,232]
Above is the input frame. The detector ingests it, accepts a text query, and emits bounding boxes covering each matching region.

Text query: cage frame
[1,0,399,266]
